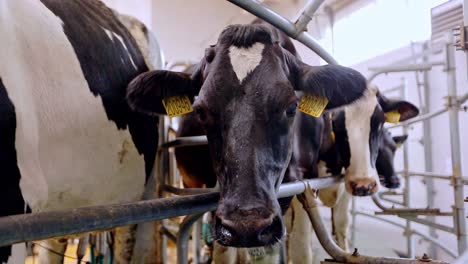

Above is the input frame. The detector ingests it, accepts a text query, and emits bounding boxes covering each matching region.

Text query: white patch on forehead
[344,89,379,182]
[228,42,264,83]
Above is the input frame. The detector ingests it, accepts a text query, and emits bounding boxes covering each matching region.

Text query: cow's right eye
[285,102,298,118]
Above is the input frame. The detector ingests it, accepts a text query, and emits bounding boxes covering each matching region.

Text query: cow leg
[285,196,312,264]
[132,220,164,264]
[37,239,67,264]
[114,225,136,264]
[331,191,351,252]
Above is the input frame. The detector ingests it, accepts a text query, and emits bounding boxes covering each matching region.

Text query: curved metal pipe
[177,213,204,264]
[299,185,449,264]
[227,0,338,65]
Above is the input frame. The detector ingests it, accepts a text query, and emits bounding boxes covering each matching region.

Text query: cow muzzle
[214,207,284,247]
[347,178,378,196]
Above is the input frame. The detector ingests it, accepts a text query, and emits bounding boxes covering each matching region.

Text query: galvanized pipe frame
[354,39,468,257]
[354,212,457,258]
[298,185,449,264]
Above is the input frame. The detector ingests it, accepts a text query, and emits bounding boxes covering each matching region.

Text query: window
[319,0,450,66]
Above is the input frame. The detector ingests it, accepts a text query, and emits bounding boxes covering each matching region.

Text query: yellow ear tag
[298,94,329,118]
[385,110,400,124]
[330,131,336,142]
[162,95,193,118]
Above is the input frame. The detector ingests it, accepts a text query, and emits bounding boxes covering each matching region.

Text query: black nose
[382,175,401,189]
[214,215,284,247]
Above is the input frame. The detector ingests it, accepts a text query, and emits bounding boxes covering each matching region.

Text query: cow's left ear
[294,63,368,109]
[378,94,419,122]
[126,64,204,116]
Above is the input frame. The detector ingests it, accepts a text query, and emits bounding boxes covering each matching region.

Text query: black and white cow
[0,0,163,263]
[126,22,369,249]
[284,91,418,261]
[378,129,408,189]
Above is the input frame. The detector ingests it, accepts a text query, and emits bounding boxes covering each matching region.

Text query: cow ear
[392,135,408,148]
[295,63,368,109]
[126,69,202,116]
[378,94,419,122]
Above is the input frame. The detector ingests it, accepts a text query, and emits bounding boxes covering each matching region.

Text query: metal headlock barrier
[0,0,460,263]
[350,35,468,263]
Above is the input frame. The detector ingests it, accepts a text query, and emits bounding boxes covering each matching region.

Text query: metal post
[420,42,438,259]
[445,37,468,254]
[401,78,415,258]
[177,213,204,264]
[350,197,356,248]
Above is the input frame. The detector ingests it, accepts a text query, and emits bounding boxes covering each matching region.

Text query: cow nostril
[258,216,283,244]
[215,216,235,245]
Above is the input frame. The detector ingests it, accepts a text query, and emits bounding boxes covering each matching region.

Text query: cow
[126,21,370,249]
[378,129,408,189]
[0,0,163,263]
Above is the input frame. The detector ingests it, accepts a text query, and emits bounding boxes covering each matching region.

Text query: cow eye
[285,102,298,118]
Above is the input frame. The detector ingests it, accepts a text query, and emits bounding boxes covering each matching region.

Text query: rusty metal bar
[387,107,448,129]
[375,208,453,216]
[298,185,449,264]
[399,216,456,234]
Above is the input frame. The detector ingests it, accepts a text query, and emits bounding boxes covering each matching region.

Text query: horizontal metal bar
[375,208,453,216]
[381,84,405,94]
[0,176,341,247]
[355,212,457,258]
[378,196,405,206]
[368,63,434,82]
[162,185,215,195]
[227,0,338,64]
[397,171,468,183]
[379,191,404,196]
[368,63,435,73]
[159,136,207,149]
[387,107,448,128]
[399,216,456,234]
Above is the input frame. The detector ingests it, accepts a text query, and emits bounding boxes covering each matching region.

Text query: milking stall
[0,0,467,263]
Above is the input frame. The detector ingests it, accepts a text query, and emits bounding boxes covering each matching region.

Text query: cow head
[332,89,419,196]
[126,24,368,247]
[377,130,408,188]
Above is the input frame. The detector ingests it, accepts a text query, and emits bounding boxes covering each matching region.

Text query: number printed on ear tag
[385,110,400,124]
[298,94,329,117]
[162,95,193,118]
